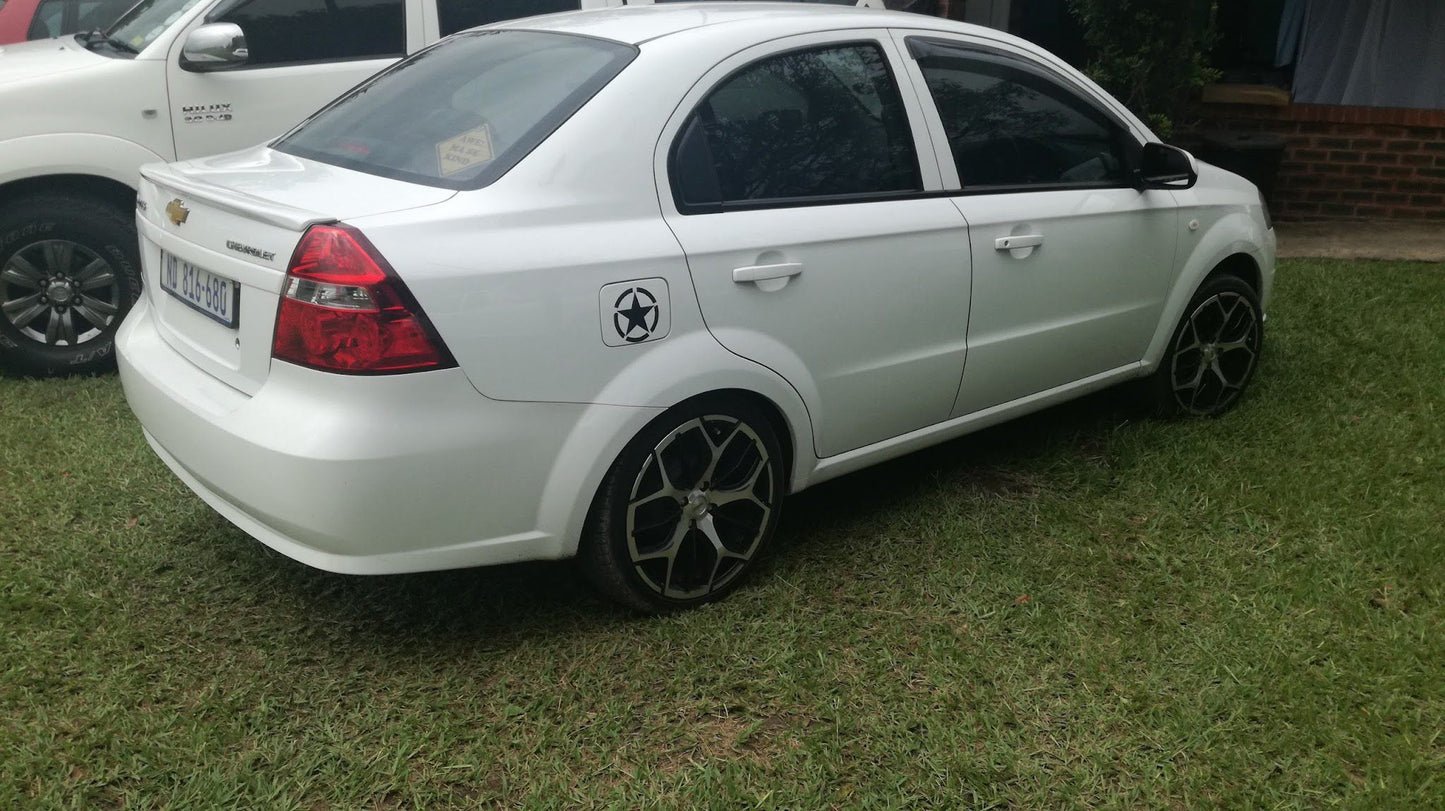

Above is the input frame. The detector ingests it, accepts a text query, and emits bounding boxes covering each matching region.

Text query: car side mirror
[180,23,249,72]
[1137,143,1198,190]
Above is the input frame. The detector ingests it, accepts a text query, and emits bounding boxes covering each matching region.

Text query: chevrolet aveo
[118,3,1275,612]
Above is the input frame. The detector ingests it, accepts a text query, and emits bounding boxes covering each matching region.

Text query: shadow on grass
[194,382,1153,647]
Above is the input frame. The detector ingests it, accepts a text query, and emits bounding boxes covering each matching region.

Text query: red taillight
[272,224,454,374]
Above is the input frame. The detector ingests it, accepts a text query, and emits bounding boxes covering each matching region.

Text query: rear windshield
[275,31,637,190]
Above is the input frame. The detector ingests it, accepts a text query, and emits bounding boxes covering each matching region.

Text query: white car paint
[118,4,1275,585]
[0,0,881,187]
[0,0,878,376]
[0,0,620,190]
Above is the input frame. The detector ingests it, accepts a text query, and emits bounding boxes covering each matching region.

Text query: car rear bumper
[117,293,641,574]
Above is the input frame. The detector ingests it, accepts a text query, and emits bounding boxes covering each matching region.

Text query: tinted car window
[672,43,920,210]
[214,0,404,67]
[108,0,209,53]
[438,0,580,37]
[27,0,65,38]
[76,0,131,32]
[915,45,1127,188]
[277,31,636,189]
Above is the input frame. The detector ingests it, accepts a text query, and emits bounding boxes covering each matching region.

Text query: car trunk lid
[136,148,455,395]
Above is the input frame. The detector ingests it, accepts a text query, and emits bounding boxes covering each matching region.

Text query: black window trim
[905,34,1145,196]
[273,29,640,192]
[906,35,1137,139]
[203,0,408,69]
[668,38,926,216]
[437,0,584,38]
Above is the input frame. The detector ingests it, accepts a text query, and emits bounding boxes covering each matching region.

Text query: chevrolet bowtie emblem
[166,199,190,226]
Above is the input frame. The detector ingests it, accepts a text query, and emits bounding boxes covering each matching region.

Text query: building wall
[1201,103,1445,221]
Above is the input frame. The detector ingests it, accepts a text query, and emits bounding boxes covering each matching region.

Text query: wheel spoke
[697,419,741,486]
[710,489,769,511]
[1210,359,1234,389]
[630,477,682,508]
[1217,343,1255,373]
[1175,320,1201,354]
[710,462,768,509]
[1217,334,1255,353]
[697,514,746,560]
[651,448,681,494]
[2,255,46,289]
[1212,297,1239,343]
[658,524,692,596]
[1173,362,1206,393]
[62,310,78,344]
[43,241,75,275]
[2,292,47,329]
[72,301,114,331]
[695,514,744,594]
[74,259,116,291]
[632,519,688,565]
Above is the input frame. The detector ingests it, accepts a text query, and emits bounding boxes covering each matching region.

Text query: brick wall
[1198,103,1445,221]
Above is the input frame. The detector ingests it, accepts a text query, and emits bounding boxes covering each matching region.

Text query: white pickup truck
[0,0,878,375]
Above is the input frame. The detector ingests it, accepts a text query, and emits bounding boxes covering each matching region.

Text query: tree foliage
[1067,0,1219,139]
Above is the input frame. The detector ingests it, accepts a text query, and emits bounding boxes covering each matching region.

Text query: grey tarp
[1291,0,1445,109]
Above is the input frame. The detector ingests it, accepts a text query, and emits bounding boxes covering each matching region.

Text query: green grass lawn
[2,259,1441,808]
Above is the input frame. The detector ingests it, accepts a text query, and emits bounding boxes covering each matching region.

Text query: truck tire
[0,194,141,377]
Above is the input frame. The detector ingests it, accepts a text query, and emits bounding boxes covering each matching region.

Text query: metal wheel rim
[1,239,122,346]
[1169,290,1260,415]
[625,414,776,601]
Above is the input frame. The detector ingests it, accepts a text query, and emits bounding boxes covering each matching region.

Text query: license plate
[160,252,239,328]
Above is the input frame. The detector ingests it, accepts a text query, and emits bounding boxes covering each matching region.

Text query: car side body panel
[1141,161,1276,372]
[0,132,169,190]
[115,6,1275,581]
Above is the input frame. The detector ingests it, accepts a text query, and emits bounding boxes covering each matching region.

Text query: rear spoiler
[139,163,337,233]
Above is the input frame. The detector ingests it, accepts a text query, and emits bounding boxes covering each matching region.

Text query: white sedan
[118,3,1274,612]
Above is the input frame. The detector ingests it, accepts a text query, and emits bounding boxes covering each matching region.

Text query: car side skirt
[800,362,1143,490]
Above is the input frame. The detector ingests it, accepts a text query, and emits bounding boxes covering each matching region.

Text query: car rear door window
[276,30,636,189]
[438,0,580,37]
[910,39,1130,190]
[212,0,404,67]
[671,42,921,211]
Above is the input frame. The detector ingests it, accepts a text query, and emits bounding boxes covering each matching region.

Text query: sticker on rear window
[437,124,495,176]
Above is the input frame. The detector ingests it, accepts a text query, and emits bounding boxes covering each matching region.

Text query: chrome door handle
[995,234,1044,250]
[732,262,804,283]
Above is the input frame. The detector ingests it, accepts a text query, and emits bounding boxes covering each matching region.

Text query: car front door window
[213,0,404,67]
[912,42,1129,190]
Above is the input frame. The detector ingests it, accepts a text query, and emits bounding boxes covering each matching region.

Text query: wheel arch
[0,132,166,213]
[538,377,813,561]
[1142,212,1272,371]
[648,387,798,493]
[0,174,138,214]
[1206,251,1262,295]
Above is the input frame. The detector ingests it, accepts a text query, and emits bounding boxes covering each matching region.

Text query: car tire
[0,194,142,377]
[581,397,785,613]
[1149,273,1264,417]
